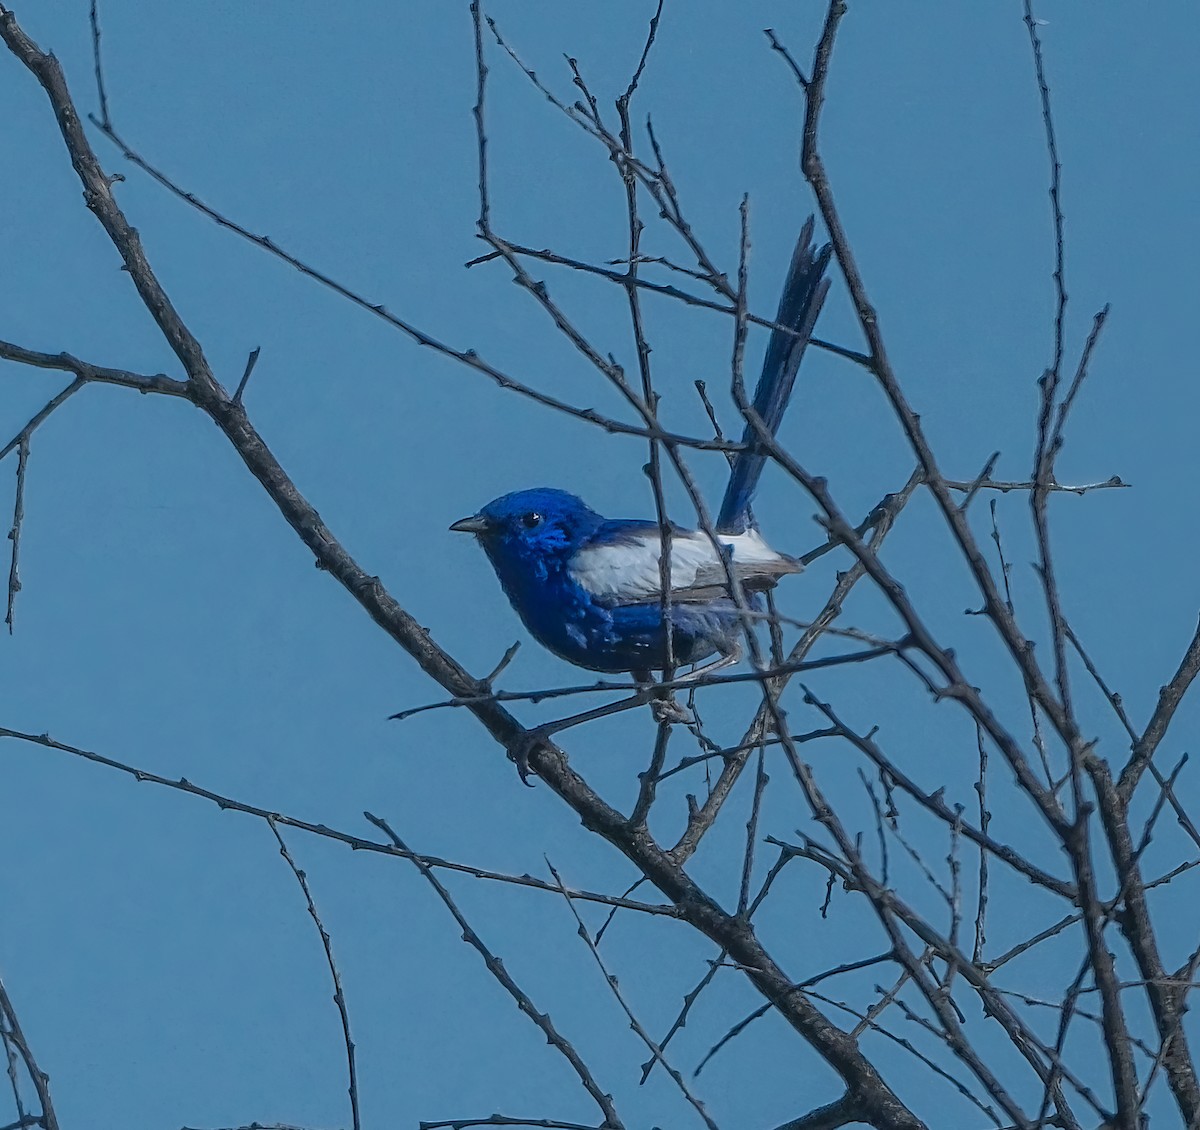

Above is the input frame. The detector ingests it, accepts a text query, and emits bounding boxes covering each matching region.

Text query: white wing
[568,526,800,605]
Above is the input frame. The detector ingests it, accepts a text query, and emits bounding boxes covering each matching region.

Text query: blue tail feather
[716,217,831,534]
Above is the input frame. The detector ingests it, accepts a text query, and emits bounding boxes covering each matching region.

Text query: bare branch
[1119,615,1200,801]
[0,976,58,1130]
[0,340,186,396]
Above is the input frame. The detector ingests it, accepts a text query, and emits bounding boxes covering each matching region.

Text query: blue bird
[452,219,831,691]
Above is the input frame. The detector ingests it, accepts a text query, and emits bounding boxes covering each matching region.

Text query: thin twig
[232,346,261,404]
[801,692,1074,899]
[763,29,809,89]
[390,645,897,722]
[87,0,110,128]
[0,726,680,919]
[972,723,990,965]
[0,977,59,1130]
[0,379,85,462]
[267,819,360,1130]
[366,815,625,1129]
[5,436,28,633]
[1119,614,1200,801]
[545,861,718,1130]
[419,1118,602,1130]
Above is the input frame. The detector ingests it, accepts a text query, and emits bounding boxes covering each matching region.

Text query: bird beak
[450,514,491,535]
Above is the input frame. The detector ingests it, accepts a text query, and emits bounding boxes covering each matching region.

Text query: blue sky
[2,2,1199,1128]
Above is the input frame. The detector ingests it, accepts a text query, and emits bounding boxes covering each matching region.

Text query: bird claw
[650,696,691,725]
[508,727,547,786]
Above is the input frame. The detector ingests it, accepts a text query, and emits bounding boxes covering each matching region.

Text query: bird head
[451,488,604,571]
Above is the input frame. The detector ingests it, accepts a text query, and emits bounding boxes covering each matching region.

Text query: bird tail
[715,217,831,534]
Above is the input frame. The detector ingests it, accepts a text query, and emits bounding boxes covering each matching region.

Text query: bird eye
[520,512,543,528]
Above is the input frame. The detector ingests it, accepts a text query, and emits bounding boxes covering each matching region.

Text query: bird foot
[508,726,550,786]
[650,696,692,725]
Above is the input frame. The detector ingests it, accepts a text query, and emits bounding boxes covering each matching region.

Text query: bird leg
[507,689,655,785]
[670,640,743,687]
[643,643,742,722]
[646,651,737,725]
[508,642,743,783]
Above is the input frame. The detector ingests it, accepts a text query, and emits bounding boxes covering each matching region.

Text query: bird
[451,218,831,691]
